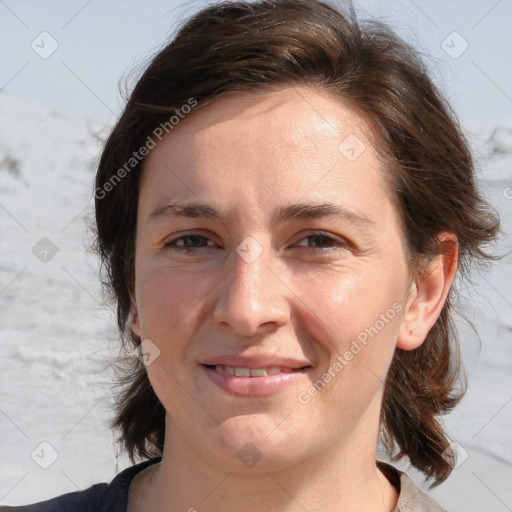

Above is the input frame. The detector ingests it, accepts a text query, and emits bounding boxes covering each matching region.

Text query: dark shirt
[0,458,447,511]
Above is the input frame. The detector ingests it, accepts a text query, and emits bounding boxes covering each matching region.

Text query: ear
[397,233,459,351]
[129,292,141,338]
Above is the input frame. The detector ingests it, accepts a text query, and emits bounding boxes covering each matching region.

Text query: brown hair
[93,0,500,486]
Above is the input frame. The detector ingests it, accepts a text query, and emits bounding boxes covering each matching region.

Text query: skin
[127,85,458,512]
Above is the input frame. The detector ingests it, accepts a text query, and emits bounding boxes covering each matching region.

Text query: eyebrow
[147,201,376,229]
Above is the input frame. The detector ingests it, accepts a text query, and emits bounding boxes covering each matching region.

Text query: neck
[128,417,398,512]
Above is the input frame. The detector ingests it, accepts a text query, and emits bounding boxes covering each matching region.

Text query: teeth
[250,368,268,377]
[212,365,300,377]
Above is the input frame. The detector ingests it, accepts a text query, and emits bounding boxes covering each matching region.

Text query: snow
[1,92,511,511]
[0,92,129,501]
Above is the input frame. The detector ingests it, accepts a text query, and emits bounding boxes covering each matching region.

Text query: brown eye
[165,234,214,250]
[294,232,347,250]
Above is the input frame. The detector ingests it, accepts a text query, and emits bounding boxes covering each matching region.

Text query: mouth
[201,363,312,397]
[202,364,310,377]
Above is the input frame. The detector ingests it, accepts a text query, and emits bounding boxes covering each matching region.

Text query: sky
[1,0,512,137]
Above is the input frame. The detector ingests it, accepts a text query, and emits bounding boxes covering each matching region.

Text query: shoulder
[377,460,448,512]
[0,457,162,512]
[0,483,108,512]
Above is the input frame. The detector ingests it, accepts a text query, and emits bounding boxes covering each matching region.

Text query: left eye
[294,233,346,250]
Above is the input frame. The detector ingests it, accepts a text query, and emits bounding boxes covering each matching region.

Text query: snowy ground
[0,92,511,511]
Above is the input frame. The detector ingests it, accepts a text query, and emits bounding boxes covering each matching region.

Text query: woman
[2,0,500,511]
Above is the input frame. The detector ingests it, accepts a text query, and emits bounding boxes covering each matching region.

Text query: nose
[213,244,290,337]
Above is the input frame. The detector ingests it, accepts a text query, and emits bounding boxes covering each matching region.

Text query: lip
[201,364,310,397]
[200,355,312,369]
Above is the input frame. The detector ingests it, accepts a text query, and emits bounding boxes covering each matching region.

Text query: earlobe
[130,294,141,337]
[397,233,458,351]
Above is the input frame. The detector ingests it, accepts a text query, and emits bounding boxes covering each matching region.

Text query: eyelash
[163,231,348,253]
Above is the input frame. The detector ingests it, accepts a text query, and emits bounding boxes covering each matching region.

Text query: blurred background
[1,1,511,510]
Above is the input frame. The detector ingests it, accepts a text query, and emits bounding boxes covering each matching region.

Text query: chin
[207,415,307,472]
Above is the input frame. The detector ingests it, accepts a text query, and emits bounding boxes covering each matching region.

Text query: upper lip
[200,355,313,369]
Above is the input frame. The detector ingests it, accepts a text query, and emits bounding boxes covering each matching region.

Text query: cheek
[299,264,404,344]
[135,262,214,339]
[294,263,406,403]
[134,266,209,411]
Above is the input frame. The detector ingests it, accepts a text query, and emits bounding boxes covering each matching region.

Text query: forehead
[146,86,376,159]
[139,86,395,226]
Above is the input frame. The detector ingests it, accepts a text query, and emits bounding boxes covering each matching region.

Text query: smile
[202,364,310,397]
[206,364,304,377]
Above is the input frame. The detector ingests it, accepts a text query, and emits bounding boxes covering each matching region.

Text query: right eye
[164,234,216,252]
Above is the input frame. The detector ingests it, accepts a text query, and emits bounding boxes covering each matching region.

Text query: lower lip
[202,365,308,397]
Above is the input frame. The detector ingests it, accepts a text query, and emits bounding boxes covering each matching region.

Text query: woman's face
[131,86,413,472]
